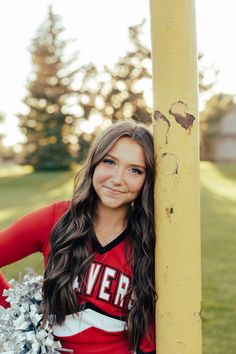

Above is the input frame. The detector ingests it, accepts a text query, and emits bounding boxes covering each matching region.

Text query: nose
[111,167,124,185]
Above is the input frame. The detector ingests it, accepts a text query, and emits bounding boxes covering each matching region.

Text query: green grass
[0,166,74,278]
[1,163,236,354]
[200,163,236,354]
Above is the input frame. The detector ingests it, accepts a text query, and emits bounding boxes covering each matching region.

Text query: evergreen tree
[18,6,80,170]
[100,21,152,125]
[71,63,103,163]
[97,22,216,126]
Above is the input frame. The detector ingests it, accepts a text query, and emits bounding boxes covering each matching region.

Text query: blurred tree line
[17,7,154,170]
[200,93,236,160]
[0,112,16,163]
[1,6,232,169]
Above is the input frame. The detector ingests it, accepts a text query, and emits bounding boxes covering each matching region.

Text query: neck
[93,202,130,245]
[95,202,129,229]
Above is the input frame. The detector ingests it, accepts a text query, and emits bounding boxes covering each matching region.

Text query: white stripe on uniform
[53,309,126,337]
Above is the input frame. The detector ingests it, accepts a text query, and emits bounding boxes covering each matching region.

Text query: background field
[1,162,236,354]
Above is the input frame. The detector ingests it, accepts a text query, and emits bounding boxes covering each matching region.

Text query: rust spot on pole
[166,207,174,223]
[154,110,171,144]
[169,101,195,135]
[161,153,179,175]
[154,110,171,127]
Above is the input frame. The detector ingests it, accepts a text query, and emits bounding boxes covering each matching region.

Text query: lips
[104,186,125,194]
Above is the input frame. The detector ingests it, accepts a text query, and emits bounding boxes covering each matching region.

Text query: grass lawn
[200,162,236,354]
[0,162,236,354]
[0,166,74,277]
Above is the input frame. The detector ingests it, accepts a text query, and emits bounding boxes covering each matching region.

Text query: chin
[103,202,123,209]
[99,198,124,209]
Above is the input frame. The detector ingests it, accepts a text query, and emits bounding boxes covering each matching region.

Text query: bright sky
[0,0,236,146]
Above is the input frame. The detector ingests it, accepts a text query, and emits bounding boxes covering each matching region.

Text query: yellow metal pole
[149,1,202,354]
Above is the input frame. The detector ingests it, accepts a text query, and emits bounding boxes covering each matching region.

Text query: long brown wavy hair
[42,120,156,351]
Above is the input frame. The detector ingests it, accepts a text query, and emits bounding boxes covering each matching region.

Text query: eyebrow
[105,153,146,170]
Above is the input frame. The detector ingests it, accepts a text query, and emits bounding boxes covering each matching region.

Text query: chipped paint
[166,207,174,223]
[169,101,195,135]
[154,110,171,127]
[154,110,170,144]
[161,153,179,175]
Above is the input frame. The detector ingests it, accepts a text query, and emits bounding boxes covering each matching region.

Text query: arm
[0,203,57,267]
[0,203,57,307]
[137,322,156,354]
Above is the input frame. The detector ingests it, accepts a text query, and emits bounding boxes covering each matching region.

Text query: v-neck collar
[95,227,129,254]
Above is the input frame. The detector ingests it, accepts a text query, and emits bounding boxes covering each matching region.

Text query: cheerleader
[0,121,156,354]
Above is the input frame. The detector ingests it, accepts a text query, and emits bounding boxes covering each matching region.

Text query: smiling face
[92,137,146,212]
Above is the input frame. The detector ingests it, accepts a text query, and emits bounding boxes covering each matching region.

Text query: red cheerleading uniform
[0,201,155,354]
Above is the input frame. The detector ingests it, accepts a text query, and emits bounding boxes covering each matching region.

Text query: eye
[130,168,143,175]
[102,158,115,165]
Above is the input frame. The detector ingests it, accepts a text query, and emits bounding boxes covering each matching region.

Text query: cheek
[129,176,146,194]
[93,165,110,185]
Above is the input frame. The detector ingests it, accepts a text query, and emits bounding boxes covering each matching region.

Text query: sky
[0,0,236,146]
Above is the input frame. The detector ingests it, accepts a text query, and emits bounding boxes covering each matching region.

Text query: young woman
[0,121,156,354]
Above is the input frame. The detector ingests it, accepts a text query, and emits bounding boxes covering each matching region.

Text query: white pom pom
[0,270,63,353]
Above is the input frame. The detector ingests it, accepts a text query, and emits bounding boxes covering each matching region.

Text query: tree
[18,13,218,169]
[0,112,16,163]
[198,52,219,94]
[18,6,81,170]
[200,93,235,160]
[98,21,152,125]
[70,63,104,163]
[96,23,217,127]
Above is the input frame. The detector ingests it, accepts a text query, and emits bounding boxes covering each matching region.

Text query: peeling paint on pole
[149,0,202,353]
[169,101,196,134]
[154,110,171,145]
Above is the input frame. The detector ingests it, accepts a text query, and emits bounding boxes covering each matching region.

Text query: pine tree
[18,6,80,170]
[71,62,103,163]
[98,22,218,126]
[100,21,152,125]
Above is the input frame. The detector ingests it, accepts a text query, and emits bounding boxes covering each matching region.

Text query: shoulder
[52,200,71,213]
[48,200,71,225]
[17,200,71,230]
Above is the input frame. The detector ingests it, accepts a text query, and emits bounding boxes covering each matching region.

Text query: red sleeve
[137,322,156,354]
[0,201,70,308]
[0,203,57,268]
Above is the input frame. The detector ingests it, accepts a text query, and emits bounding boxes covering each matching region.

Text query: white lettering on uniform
[86,263,102,295]
[114,274,130,307]
[99,267,117,301]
